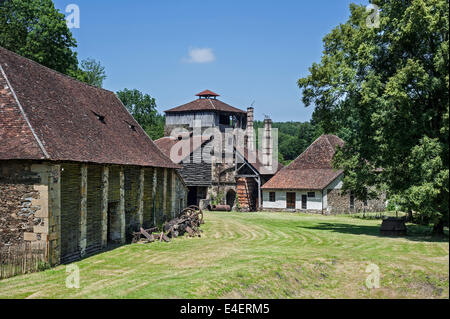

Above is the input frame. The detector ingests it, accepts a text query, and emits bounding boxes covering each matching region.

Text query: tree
[77,58,107,88]
[116,89,164,140]
[298,0,449,234]
[0,0,79,74]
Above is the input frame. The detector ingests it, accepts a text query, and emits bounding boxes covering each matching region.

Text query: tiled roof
[196,90,219,97]
[262,135,344,190]
[0,46,178,168]
[165,98,246,114]
[154,135,211,163]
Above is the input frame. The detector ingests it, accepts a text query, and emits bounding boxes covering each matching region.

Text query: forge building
[156,91,282,211]
[0,47,187,265]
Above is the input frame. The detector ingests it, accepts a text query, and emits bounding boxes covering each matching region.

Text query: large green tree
[116,89,165,140]
[298,0,449,234]
[0,0,79,74]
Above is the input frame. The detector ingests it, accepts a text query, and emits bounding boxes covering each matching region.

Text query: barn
[261,134,386,213]
[0,47,187,265]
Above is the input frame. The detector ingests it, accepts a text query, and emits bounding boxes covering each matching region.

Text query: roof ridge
[0,64,49,159]
[0,46,115,95]
[284,134,323,169]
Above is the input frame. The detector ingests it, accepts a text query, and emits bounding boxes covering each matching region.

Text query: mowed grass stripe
[0,211,448,299]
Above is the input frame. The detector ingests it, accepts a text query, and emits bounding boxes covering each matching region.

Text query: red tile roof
[0,46,178,168]
[196,89,219,97]
[165,97,246,114]
[262,135,344,190]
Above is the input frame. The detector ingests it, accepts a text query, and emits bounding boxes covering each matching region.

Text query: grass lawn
[0,211,448,299]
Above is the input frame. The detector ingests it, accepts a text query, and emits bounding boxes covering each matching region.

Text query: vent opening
[92,111,106,124]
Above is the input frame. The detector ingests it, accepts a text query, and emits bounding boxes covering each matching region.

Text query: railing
[0,242,49,280]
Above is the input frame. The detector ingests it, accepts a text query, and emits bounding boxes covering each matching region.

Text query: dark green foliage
[298,0,449,233]
[116,88,165,141]
[0,0,78,74]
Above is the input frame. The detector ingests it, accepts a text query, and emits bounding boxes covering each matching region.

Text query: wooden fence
[0,242,48,280]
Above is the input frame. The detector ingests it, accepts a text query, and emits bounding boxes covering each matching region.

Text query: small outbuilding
[261,135,385,214]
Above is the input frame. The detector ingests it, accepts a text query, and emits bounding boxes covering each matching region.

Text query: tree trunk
[407,210,413,222]
[432,219,444,236]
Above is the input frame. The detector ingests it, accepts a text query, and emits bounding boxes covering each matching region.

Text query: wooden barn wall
[180,148,212,186]
[124,166,140,236]
[155,168,164,226]
[165,170,172,217]
[60,163,81,263]
[143,167,155,228]
[86,165,102,255]
[108,166,120,202]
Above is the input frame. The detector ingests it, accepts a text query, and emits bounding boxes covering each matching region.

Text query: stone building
[0,47,187,265]
[261,135,386,214]
[157,91,282,211]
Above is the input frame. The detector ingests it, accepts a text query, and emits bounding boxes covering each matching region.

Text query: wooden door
[286,192,296,209]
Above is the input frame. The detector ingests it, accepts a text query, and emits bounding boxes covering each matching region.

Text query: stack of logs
[132,206,204,244]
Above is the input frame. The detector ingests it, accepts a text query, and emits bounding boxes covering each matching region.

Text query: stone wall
[327,189,386,214]
[0,161,40,246]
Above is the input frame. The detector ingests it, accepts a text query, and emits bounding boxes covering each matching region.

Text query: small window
[363,199,368,207]
[350,191,355,209]
[269,192,276,202]
[307,192,315,198]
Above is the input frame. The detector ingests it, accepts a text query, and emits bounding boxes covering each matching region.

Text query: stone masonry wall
[0,161,40,246]
[327,189,386,214]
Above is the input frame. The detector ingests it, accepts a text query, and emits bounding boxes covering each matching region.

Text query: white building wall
[262,190,323,211]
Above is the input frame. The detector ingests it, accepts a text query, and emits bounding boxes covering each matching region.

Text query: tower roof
[196,89,220,98]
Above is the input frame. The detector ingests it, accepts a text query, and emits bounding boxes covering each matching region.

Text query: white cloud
[184,47,216,63]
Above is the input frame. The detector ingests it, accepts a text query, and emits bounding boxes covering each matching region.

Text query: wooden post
[162,168,168,216]
[138,168,144,227]
[80,164,87,257]
[101,166,109,248]
[171,170,177,218]
[152,168,157,226]
[119,167,125,244]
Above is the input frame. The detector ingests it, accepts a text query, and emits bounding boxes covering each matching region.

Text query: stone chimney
[262,118,273,168]
[246,107,254,151]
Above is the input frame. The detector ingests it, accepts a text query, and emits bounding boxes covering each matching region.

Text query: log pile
[132,206,204,244]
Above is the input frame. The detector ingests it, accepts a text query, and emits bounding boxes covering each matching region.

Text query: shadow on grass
[297,222,449,243]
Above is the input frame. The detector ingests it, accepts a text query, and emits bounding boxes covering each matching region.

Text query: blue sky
[53,0,367,122]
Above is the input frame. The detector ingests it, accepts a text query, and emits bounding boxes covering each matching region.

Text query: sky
[53,0,368,122]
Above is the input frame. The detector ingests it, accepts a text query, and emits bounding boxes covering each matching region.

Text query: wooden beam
[138,168,144,227]
[80,164,87,257]
[119,166,125,244]
[101,166,109,248]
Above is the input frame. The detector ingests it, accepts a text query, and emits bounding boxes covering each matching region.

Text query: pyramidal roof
[0,46,178,168]
[165,90,246,114]
[262,135,344,190]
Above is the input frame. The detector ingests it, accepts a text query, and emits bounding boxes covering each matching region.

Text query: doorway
[301,195,307,210]
[286,192,296,209]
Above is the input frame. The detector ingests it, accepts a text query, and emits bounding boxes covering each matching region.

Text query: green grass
[0,211,448,299]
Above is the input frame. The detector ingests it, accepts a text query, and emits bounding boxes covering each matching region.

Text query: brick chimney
[246,107,254,151]
[262,118,273,168]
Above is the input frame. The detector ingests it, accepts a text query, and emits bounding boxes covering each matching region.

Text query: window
[363,199,368,207]
[307,192,315,198]
[350,191,355,210]
[269,192,276,202]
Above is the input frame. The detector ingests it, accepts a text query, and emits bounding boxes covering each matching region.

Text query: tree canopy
[78,58,107,88]
[298,0,449,233]
[116,89,165,141]
[0,0,78,74]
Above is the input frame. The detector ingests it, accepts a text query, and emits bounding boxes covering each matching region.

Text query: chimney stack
[246,107,254,151]
[262,118,273,168]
